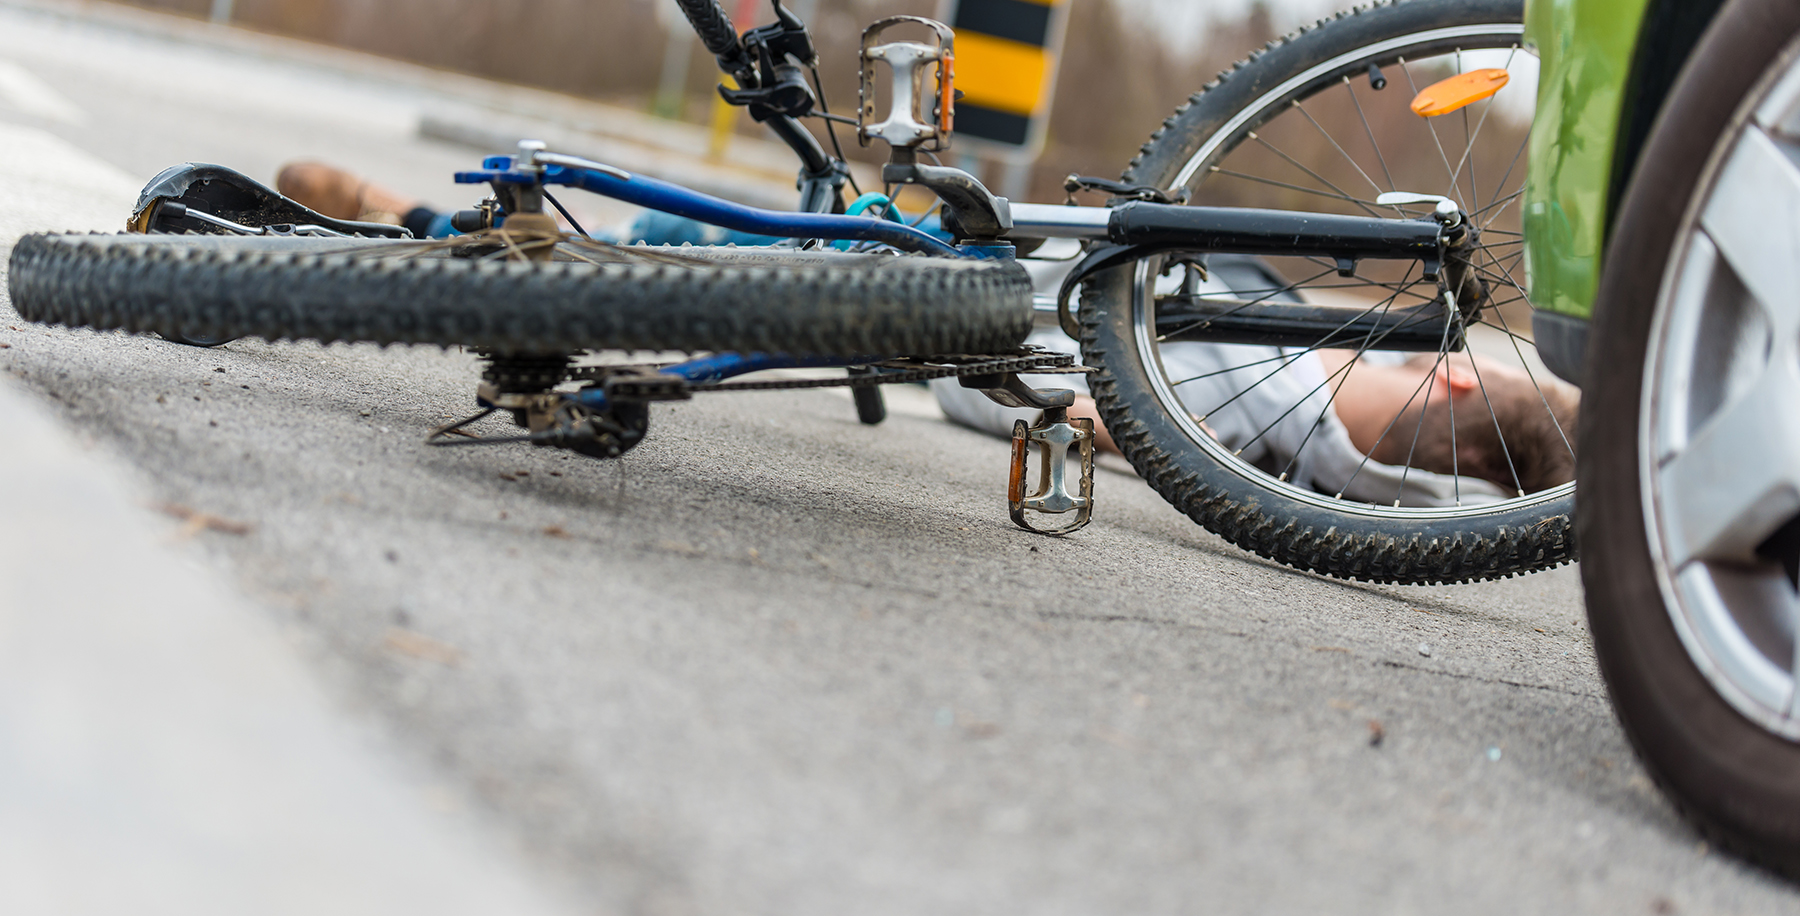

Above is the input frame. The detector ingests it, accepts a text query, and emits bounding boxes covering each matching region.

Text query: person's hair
[1379,359,1580,494]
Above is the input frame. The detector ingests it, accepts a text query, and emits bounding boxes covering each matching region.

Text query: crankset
[427,347,1097,536]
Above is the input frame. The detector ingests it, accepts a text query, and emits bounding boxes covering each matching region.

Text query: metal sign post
[938,0,1070,199]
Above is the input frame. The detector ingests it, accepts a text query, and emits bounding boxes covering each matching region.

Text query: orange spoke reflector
[1410,68,1510,117]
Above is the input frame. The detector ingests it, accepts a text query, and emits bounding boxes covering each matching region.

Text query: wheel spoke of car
[1699,128,1800,317]
[1655,124,1800,568]
[1659,357,1800,566]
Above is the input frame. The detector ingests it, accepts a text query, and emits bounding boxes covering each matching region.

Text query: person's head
[1361,352,1578,494]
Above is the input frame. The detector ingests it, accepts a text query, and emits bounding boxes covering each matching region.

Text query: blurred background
[105,0,1342,203]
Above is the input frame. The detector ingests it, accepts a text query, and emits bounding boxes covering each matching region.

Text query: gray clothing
[933,329,1505,508]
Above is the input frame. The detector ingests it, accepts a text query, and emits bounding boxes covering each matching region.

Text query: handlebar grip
[675,0,745,61]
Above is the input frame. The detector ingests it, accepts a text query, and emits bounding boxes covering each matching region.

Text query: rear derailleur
[427,354,661,459]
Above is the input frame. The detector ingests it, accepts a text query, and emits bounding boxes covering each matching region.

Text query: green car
[1527,0,1800,876]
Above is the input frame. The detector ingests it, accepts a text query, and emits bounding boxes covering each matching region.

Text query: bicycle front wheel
[8,233,1033,356]
[1080,0,1573,584]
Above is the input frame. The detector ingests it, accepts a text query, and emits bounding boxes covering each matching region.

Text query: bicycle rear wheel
[1080,0,1573,583]
[8,233,1033,356]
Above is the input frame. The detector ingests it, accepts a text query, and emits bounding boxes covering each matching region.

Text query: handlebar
[674,0,752,78]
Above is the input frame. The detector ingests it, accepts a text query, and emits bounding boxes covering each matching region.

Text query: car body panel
[1522,0,1652,323]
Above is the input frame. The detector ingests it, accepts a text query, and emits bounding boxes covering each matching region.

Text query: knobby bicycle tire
[1078,0,1575,584]
[7,233,1034,356]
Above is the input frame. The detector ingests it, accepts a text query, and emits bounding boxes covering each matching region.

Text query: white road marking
[0,60,87,125]
[0,122,142,246]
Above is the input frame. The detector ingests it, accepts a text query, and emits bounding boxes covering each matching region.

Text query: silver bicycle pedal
[958,371,1096,535]
[1009,409,1095,536]
[857,16,955,151]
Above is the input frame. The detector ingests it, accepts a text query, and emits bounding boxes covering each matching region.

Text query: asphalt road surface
[2,3,1797,913]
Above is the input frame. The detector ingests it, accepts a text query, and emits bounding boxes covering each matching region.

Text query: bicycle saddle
[126,163,413,239]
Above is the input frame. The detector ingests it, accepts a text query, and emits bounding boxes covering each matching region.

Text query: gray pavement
[2,3,1798,913]
[0,336,577,916]
[0,121,575,915]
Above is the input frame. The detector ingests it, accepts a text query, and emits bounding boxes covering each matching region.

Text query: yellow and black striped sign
[941,0,1069,150]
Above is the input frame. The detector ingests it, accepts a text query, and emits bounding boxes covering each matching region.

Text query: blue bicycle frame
[453,150,1454,413]
[456,154,962,257]
[455,152,994,410]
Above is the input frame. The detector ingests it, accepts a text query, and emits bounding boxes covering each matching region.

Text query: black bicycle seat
[127,163,413,239]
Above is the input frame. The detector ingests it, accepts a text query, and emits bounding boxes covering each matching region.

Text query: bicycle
[5,0,1562,581]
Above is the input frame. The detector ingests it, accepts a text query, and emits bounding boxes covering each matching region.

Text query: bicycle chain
[564,349,1087,393]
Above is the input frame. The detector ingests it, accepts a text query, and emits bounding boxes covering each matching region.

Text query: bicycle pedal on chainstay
[1009,411,1095,536]
[961,372,1095,535]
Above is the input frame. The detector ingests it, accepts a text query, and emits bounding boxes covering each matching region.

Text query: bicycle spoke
[1336,343,1448,503]
[1185,279,1437,297]
[1155,262,1445,353]
[1464,47,1521,213]
[1208,167,1386,210]
[1265,350,1376,481]
[1268,274,1443,486]
[1248,131,1384,217]
[1455,93,1498,213]
[1474,241,1528,270]
[1191,265,1423,454]
[1291,99,1389,201]
[1275,352,1373,488]
[1482,87,1532,215]
[1473,317,1538,345]
[1469,187,1527,221]
[1475,247,1531,295]
[1479,198,1524,236]
[1281,257,1443,303]
[1169,349,1311,383]
[1139,22,1558,518]
[1488,296,1576,457]
[1345,75,1398,192]
[1448,331,1462,503]
[1391,312,1463,504]
[1156,265,1338,342]
[1472,261,1527,289]
[1397,56,1464,199]
[1461,351,1529,496]
[1176,287,1405,413]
